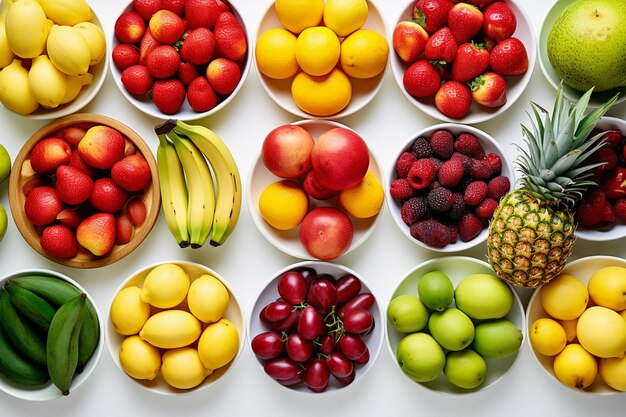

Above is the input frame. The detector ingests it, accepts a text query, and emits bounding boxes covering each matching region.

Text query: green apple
[387,294,430,333]
[547,0,626,92]
[0,203,7,242]
[428,307,475,351]
[454,273,513,320]
[444,348,487,390]
[396,332,446,382]
[417,270,454,311]
[0,144,10,184]
[473,318,523,359]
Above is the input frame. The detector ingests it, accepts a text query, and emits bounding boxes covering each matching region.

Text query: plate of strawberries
[390,0,536,124]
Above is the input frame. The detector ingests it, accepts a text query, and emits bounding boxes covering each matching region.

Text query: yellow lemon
[558,318,578,343]
[141,263,190,309]
[553,343,598,390]
[339,170,383,218]
[540,274,589,320]
[118,335,161,381]
[323,0,369,37]
[110,286,151,336]
[291,68,352,116]
[255,28,299,79]
[275,0,324,34]
[197,319,239,370]
[187,274,230,323]
[587,266,626,311]
[529,317,567,356]
[599,355,626,391]
[161,347,212,390]
[340,29,389,79]
[577,306,626,358]
[139,309,202,349]
[295,26,340,76]
[258,179,309,230]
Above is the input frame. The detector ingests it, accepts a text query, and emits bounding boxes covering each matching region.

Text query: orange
[338,171,383,218]
[258,180,309,230]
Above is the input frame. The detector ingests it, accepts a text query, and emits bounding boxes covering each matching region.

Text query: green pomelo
[387,294,430,334]
[417,270,454,311]
[473,319,523,359]
[444,348,487,390]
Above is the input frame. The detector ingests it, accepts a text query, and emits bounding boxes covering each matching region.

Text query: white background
[1,0,626,415]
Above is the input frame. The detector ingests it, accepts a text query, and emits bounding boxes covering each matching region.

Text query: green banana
[0,288,47,366]
[155,132,190,248]
[173,119,242,247]
[47,293,86,396]
[169,130,216,248]
[4,281,56,332]
[10,275,100,371]
[0,323,49,387]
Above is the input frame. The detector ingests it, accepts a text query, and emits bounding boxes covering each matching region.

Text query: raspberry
[396,152,417,178]
[451,152,471,173]
[615,198,626,223]
[454,133,485,158]
[449,192,466,221]
[390,178,415,200]
[411,137,433,159]
[485,152,502,176]
[464,181,488,206]
[487,176,511,200]
[410,219,451,248]
[447,223,458,244]
[598,202,616,228]
[427,187,455,212]
[458,213,483,242]
[429,157,444,171]
[469,158,492,180]
[476,197,499,220]
[438,158,464,188]
[407,159,437,190]
[401,197,429,225]
[429,129,454,159]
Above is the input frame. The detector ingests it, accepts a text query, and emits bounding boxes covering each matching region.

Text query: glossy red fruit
[180,27,216,65]
[40,224,78,259]
[412,0,455,33]
[55,165,94,205]
[112,44,140,71]
[435,80,472,119]
[447,2,484,44]
[451,42,489,82]
[343,308,373,334]
[338,333,367,361]
[121,65,154,95]
[90,178,129,213]
[338,292,375,319]
[148,9,185,44]
[125,196,147,227]
[302,170,338,200]
[185,0,220,29]
[264,357,300,381]
[251,331,283,360]
[115,212,134,245]
[56,208,83,229]
[470,71,507,107]
[392,21,429,63]
[482,1,517,42]
[25,186,63,226]
[186,76,218,112]
[403,59,441,98]
[297,305,325,340]
[303,358,330,393]
[489,37,528,76]
[424,27,457,62]
[114,11,146,44]
[30,137,72,175]
[277,270,307,305]
[151,79,186,114]
[307,276,338,314]
[285,333,313,362]
[326,351,354,378]
[133,0,162,21]
[260,300,292,323]
[146,45,181,79]
[335,274,361,303]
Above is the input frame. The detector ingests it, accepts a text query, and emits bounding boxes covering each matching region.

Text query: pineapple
[487,85,618,288]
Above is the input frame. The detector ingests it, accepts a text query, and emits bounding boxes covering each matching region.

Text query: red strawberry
[410,219,451,248]
[454,133,485,158]
[589,145,618,180]
[403,59,441,98]
[483,1,517,42]
[215,0,230,13]
[601,129,623,149]
[451,42,489,82]
[407,159,437,190]
[112,44,140,71]
[180,27,216,65]
[487,175,510,200]
[121,64,154,95]
[412,0,455,33]
[40,225,78,259]
[69,151,97,178]
[133,0,162,21]
[185,0,220,29]
[435,81,471,119]
[401,197,429,225]
[464,180,488,205]
[429,129,454,159]
[489,37,528,76]
[139,28,160,66]
[438,158,464,188]
[598,201,616,228]
[424,27,457,62]
[146,45,181,79]
[392,21,429,63]
[90,178,129,213]
[615,198,626,223]
[149,9,185,44]
[214,12,248,61]
[178,62,199,86]
[115,11,146,44]
[396,151,417,178]
[475,197,498,220]
[56,208,83,229]
[186,76,218,112]
[577,190,607,228]
[467,0,495,9]
[485,152,502,175]
[458,213,483,242]
[470,71,507,107]
[162,0,185,15]
[447,2,483,44]
[55,165,93,205]
[206,57,241,95]
[390,178,416,200]
[152,79,186,114]
[111,154,152,192]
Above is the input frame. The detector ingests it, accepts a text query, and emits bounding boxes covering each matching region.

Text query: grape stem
[324,306,344,343]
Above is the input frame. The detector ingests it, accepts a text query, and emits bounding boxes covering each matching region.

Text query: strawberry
[149,9,185,44]
[475,197,498,220]
[180,27,216,65]
[447,2,483,44]
[162,0,185,15]
[396,151,417,178]
[435,80,471,119]
[410,219,451,248]
[424,27,457,62]
[151,79,186,114]
[589,145,618,177]
[438,158,464,188]
[139,28,160,66]
[489,37,528,76]
[487,175,510,200]
[186,76,218,112]
[601,129,623,149]
[146,45,181,79]
[215,0,230,13]
[121,64,154,95]
[390,178,416,200]
[206,57,241,95]
[55,165,94,205]
[185,0,220,29]
[598,201,616,229]
[412,0,455,33]
[615,198,626,223]
[464,180,488,205]
[178,61,199,86]
[392,21,429,63]
[403,59,441,98]
[467,0,495,9]
[451,42,489,82]
[214,12,248,61]
[485,152,502,175]
[483,1,517,42]
[133,0,162,21]
[69,151,97,178]
[56,208,83,229]
[115,11,146,44]
[401,197,430,225]
[454,133,485,158]
[458,213,483,242]
[40,225,78,259]
[112,44,140,70]
[407,159,437,190]
[576,190,607,228]
[429,129,454,159]
[90,178,129,214]
[470,71,507,107]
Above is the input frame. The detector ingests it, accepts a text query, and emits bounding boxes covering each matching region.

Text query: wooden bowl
[8,113,160,268]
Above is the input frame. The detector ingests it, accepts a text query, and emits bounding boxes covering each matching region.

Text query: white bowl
[105,260,245,395]
[254,0,388,119]
[538,0,626,107]
[386,256,526,393]
[526,255,626,395]
[389,0,536,124]
[246,119,384,260]
[386,123,515,252]
[248,260,384,393]
[109,1,251,120]
[0,269,104,401]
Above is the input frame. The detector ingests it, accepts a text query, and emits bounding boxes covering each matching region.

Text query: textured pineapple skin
[487,189,575,288]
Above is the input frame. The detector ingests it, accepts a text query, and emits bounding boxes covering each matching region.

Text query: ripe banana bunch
[155,119,242,249]
[0,275,100,395]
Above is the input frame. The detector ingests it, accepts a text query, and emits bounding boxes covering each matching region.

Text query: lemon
[599,355,626,391]
[197,319,239,370]
[295,26,340,76]
[558,318,578,343]
[340,29,389,79]
[553,343,598,390]
[161,347,212,390]
[141,263,190,309]
[258,179,309,230]
[291,68,352,116]
[417,270,454,312]
[339,170,383,218]
[187,274,230,323]
[255,28,299,79]
[74,21,106,65]
[577,306,626,358]
[540,274,589,320]
[118,335,161,381]
[587,266,626,311]
[323,0,368,37]
[529,317,567,356]
[110,286,151,336]
[275,0,324,34]
[139,309,202,349]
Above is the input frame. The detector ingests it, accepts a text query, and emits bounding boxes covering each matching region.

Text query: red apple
[302,170,338,200]
[76,213,116,256]
[40,224,78,259]
[115,212,134,245]
[29,137,72,174]
[56,208,83,229]
[310,128,370,191]
[78,126,126,169]
[299,207,353,260]
[125,196,147,227]
[68,150,98,177]
[58,126,86,148]
[24,186,63,226]
[114,11,146,44]
[392,21,429,63]
[262,124,315,179]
